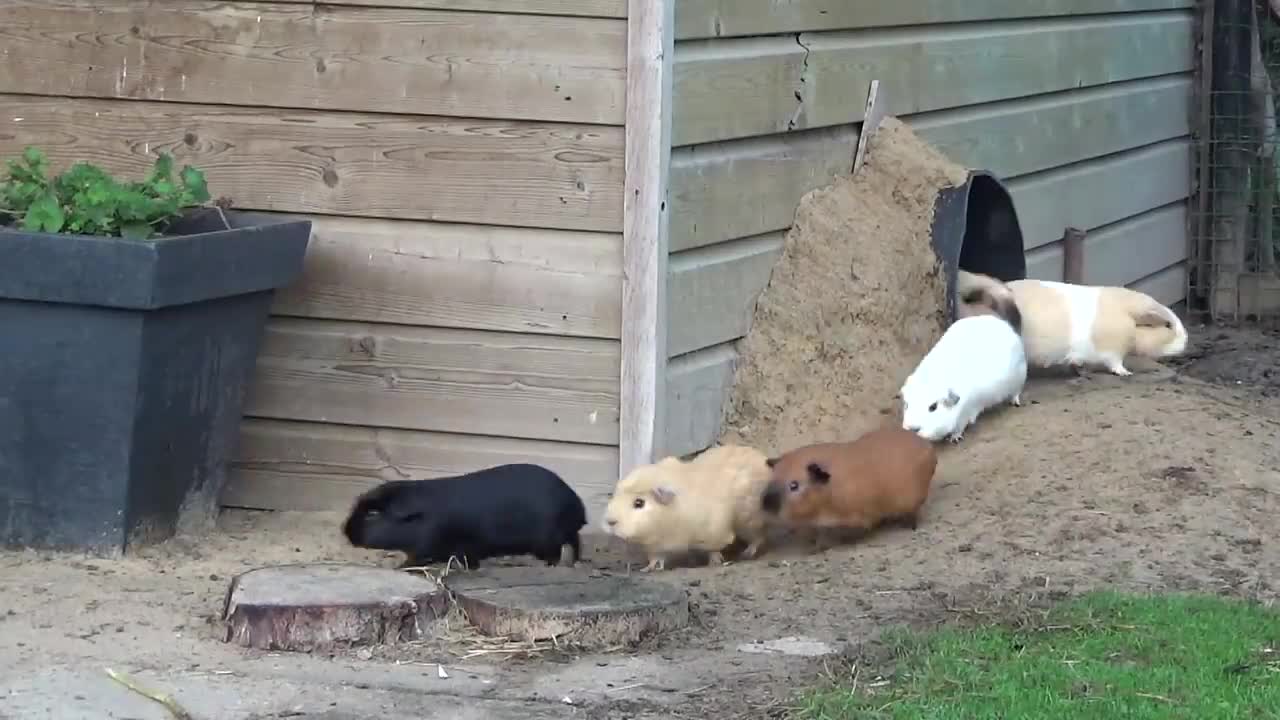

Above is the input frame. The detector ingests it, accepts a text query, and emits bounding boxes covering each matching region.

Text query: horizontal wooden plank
[667,233,785,357]
[243,318,621,445]
[668,78,1190,253]
[1008,139,1192,251]
[1025,202,1188,286]
[673,12,1193,146]
[669,126,855,253]
[270,0,625,17]
[0,96,624,232]
[271,215,622,339]
[1129,262,1188,307]
[0,0,626,125]
[676,0,1195,39]
[663,342,737,458]
[225,419,619,524]
[913,75,1191,181]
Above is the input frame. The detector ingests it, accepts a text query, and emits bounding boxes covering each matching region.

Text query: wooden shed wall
[0,0,628,518]
[662,0,1196,457]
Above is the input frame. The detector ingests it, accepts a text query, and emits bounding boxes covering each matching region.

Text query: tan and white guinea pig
[957,270,1188,376]
[601,444,772,572]
[761,427,937,535]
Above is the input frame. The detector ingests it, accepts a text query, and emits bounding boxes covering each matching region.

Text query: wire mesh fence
[1190,0,1280,321]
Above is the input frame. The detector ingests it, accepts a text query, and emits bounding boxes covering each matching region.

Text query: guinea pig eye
[788,480,800,492]
[928,401,938,412]
[632,497,645,509]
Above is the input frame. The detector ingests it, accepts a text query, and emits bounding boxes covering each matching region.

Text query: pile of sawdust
[719,116,971,455]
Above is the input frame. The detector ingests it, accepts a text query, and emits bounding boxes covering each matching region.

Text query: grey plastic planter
[0,209,311,556]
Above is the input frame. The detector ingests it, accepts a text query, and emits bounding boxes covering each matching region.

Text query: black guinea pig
[341,463,588,569]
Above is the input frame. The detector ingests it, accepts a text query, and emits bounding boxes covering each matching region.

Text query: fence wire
[1190,0,1280,321]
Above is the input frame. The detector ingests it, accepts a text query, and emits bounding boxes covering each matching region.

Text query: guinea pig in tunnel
[601,444,773,572]
[761,427,937,541]
[341,463,587,569]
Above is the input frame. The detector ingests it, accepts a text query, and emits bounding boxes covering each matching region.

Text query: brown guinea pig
[761,427,937,535]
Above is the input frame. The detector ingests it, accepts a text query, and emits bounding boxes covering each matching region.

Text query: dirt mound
[720,116,971,455]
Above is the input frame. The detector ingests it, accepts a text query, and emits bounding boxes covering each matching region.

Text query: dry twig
[104,668,194,720]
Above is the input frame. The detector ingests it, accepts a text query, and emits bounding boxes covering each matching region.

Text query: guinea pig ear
[765,456,780,468]
[650,485,676,506]
[806,462,831,484]
[942,389,960,408]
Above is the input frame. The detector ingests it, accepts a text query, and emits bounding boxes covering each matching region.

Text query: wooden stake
[851,80,888,175]
[1062,226,1086,285]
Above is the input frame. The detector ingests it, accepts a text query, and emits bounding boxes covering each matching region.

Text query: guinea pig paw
[641,557,666,572]
[1009,394,1023,407]
[947,432,965,444]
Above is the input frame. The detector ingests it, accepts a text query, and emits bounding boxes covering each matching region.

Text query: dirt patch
[588,364,1280,661]
[1165,323,1280,397]
[720,116,970,454]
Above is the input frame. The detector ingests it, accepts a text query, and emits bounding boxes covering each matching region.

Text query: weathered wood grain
[675,0,1194,39]
[225,419,619,523]
[1130,263,1188,307]
[243,318,621,445]
[1025,202,1189,286]
[269,215,622,339]
[666,233,784,358]
[669,126,855,253]
[1008,139,1191,251]
[0,0,625,124]
[221,564,448,651]
[443,567,690,648]
[673,37,808,147]
[663,342,738,458]
[0,96,624,232]
[270,0,625,17]
[673,12,1193,145]
[620,0,675,471]
[668,76,1188,253]
[913,76,1191,181]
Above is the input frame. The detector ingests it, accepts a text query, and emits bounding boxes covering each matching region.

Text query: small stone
[737,636,837,657]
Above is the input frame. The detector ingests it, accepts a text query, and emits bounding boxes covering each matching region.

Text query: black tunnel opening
[930,171,1028,323]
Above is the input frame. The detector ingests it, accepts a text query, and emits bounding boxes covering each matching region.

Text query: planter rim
[0,209,312,310]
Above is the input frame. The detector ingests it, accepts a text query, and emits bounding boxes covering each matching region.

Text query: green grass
[795,591,1280,720]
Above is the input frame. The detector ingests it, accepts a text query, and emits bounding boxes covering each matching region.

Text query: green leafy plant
[0,146,212,240]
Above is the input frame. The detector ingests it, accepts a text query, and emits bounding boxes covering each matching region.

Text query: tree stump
[442,566,689,649]
[221,563,448,652]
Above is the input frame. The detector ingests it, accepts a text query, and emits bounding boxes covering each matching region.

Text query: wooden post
[851,80,888,175]
[1062,226,1086,285]
[619,0,675,478]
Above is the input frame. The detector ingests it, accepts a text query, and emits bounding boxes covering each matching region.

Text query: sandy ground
[2,324,1279,719]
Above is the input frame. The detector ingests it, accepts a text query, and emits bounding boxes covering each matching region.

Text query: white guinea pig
[958,271,1189,376]
[900,283,1027,443]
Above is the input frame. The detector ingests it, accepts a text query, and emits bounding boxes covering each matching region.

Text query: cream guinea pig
[957,270,1188,376]
[600,444,772,571]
